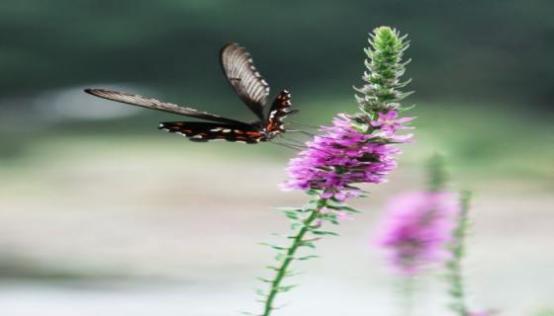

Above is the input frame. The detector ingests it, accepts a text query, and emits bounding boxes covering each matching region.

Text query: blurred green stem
[401,276,414,316]
[446,191,472,316]
[427,154,447,192]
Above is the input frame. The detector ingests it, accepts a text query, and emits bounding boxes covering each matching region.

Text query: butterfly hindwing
[220,43,270,121]
[265,90,294,134]
[84,88,247,125]
[159,122,265,143]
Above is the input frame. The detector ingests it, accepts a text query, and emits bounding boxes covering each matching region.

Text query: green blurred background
[0,0,553,171]
[0,1,552,316]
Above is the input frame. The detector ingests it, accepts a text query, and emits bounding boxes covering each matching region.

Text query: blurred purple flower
[375,191,458,275]
[282,110,412,201]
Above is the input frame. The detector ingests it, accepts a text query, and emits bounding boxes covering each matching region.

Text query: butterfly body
[85,43,294,144]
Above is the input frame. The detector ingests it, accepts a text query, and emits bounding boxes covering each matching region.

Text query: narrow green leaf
[278,284,297,292]
[311,230,339,236]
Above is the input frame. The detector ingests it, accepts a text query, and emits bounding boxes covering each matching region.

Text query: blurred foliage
[0,255,119,282]
[0,0,553,107]
[535,310,554,316]
[0,1,552,178]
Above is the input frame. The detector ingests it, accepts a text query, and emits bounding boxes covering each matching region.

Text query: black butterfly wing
[220,43,270,121]
[265,90,294,135]
[84,88,248,126]
[159,121,266,143]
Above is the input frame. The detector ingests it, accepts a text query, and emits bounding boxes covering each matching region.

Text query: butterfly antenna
[288,134,342,156]
[287,124,319,137]
[287,129,316,137]
[278,134,309,146]
[287,120,322,130]
[273,136,347,157]
[271,140,304,151]
[276,134,309,149]
[275,140,336,157]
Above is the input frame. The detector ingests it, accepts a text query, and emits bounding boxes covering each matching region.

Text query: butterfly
[84,43,295,144]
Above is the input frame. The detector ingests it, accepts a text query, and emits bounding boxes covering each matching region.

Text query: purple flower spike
[372,110,414,137]
[282,111,412,201]
[375,191,459,275]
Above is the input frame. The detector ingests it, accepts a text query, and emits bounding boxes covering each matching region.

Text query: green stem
[402,276,414,316]
[446,191,471,316]
[427,154,447,192]
[262,199,326,316]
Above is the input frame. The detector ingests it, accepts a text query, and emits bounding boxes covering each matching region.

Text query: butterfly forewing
[84,88,247,126]
[220,43,270,120]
